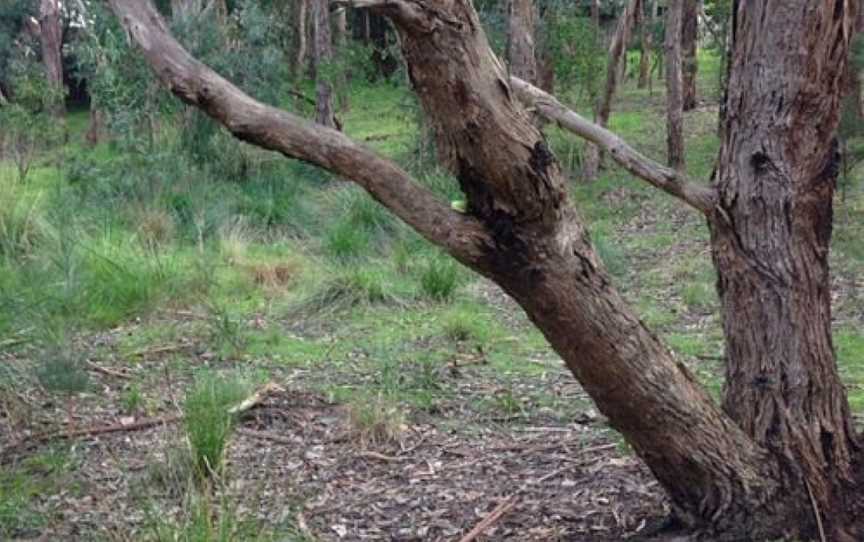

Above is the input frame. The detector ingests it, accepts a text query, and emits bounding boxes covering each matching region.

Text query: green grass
[0,450,72,539]
[837,330,864,412]
[183,371,253,476]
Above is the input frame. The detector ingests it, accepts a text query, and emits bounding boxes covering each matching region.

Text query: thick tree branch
[107,0,488,265]
[510,77,718,214]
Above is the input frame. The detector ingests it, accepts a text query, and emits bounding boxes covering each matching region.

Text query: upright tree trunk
[638,0,653,88]
[665,0,685,170]
[311,0,337,129]
[38,0,64,115]
[583,0,641,181]
[853,0,864,118]
[85,108,104,146]
[681,0,699,110]
[293,0,308,79]
[710,2,858,528]
[507,0,537,85]
[334,8,351,112]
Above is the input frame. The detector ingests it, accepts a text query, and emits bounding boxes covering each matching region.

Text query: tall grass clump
[419,254,459,301]
[183,371,251,477]
[324,220,372,260]
[79,237,187,327]
[0,171,46,259]
[591,227,626,278]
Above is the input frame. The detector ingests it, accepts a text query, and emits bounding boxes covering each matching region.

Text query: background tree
[311,0,337,129]
[681,0,699,110]
[292,0,308,79]
[665,0,685,169]
[637,0,656,89]
[583,0,642,181]
[37,0,64,115]
[507,0,537,84]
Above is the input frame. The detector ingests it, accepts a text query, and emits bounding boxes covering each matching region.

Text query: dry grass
[243,261,300,290]
[346,395,407,448]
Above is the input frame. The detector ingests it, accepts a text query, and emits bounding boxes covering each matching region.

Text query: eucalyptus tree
[108,1,860,539]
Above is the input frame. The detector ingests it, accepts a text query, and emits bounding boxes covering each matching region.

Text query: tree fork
[108,0,860,537]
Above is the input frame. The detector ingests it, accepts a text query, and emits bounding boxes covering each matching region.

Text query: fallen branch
[458,496,518,542]
[236,427,295,445]
[509,76,717,214]
[2,414,183,460]
[228,382,285,415]
[86,360,134,380]
[5,384,277,459]
[358,450,405,462]
[131,343,187,358]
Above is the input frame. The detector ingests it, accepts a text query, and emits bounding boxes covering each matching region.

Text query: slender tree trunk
[334,7,351,112]
[311,0,337,129]
[109,0,862,538]
[665,0,685,170]
[85,108,104,146]
[293,0,308,79]
[681,0,699,110]
[710,3,858,532]
[854,0,864,118]
[583,0,641,181]
[39,0,64,115]
[591,0,600,27]
[507,0,537,85]
[536,6,556,93]
[638,1,653,88]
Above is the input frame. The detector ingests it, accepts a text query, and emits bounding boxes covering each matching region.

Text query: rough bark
[507,0,536,85]
[583,0,641,182]
[108,0,860,538]
[681,0,699,111]
[665,0,685,171]
[710,0,859,527]
[311,0,337,129]
[38,0,64,115]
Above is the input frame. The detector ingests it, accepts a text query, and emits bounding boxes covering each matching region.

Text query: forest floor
[2,58,864,541]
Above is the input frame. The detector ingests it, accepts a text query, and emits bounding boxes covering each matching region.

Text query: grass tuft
[346,394,406,448]
[183,371,251,477]
[419,254,459,301]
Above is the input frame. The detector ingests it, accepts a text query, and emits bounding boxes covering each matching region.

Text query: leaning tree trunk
[108,0,860,538]
[38,0,64,115]
[311,0,337,129]
[665,0,685,170]
[710,2,859,534]
[507,0,537,85]
[681,0,698,110]
[583,0,641,182]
